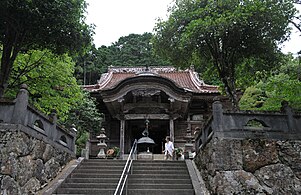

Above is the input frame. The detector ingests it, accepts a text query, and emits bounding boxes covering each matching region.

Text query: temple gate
[84,66,222,158]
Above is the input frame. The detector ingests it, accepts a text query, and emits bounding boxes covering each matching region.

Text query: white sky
[85,0,173,47]
[85,0,301,55]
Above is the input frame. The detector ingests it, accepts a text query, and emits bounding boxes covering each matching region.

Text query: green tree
[6,49,83,121]
[74,33,171,85]
[153,0,297,108]
[64,91,102,133]
[0,0,93,97]
[240,55,301,110]
[74,45,113,85]
[109,33,171,67]
[5,49,103,155]
[63,91,103,156]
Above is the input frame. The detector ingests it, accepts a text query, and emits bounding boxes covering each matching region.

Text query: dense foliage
[4,49,103,155]
[63,91,103,156]
[108,33,171,67]
[5,49,83,121]
[0,0,93,96]
[64,91,103,133]
[240,55,301,111]
[75,33,171,85]
[153,0,297,108]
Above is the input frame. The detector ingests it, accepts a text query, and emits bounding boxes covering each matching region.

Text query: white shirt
[165,141,174,156]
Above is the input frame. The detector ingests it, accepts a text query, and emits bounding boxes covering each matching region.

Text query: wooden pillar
[168,97,175,143]
[120,119,125,159]
[169,118,174,143]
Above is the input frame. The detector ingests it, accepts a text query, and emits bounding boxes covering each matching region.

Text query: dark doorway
[128,119,168,154]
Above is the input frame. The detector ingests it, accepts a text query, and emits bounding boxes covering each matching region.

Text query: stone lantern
[184,127,194,159]
[96,127,108,158]
[137,119,155,160]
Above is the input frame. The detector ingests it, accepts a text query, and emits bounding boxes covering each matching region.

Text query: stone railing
[0,84,76,154]
[195,100,301,152]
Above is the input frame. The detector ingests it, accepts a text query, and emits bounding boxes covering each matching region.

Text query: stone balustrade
[194,100,301,194]
[195,99,301,152]
[0,84,76,154]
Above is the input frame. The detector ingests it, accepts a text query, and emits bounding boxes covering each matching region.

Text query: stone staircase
[127,160,194,195]
[53,159,125,195]
[53,159,195,195]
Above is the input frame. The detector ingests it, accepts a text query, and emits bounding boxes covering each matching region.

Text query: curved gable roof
[84,66,219,94]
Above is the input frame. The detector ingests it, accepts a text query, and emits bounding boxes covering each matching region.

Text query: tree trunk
[0,24,23,97]
[0,46,14,97]
[222,77,239,110]
[213,56,239,110]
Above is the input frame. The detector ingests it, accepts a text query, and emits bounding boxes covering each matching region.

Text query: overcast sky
[85,0,301,55]
[85,0,173,46]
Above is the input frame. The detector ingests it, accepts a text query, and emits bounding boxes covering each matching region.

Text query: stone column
[70,124,78,154]
[120,118,125,159]
[282,101,297,132]
[169,118,174,142]
[12,84,29,125]
[49,110,57,141]
[212,98,223,132]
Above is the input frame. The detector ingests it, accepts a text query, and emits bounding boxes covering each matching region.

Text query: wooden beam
[124,114,170,120]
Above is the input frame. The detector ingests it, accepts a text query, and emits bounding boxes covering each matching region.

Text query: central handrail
[114,139,137,195]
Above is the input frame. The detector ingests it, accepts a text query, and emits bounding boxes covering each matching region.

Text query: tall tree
[239,54,301,111]
[74,33,171,85]
[5,49,83,120]
[0,0,93,97]
[153,0,297,109]
[108,33,171,67]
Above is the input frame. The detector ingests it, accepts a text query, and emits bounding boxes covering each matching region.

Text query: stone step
[80,162,126,166]
[132,166,187,171]
[60,183,117,189]
[133,163,186,168]
[83,159,125,162]
[129,174,190,179]
[65,178,119,183]
[134,160,185,164]
[73,169,124,174]
[54,159,194,195]
[128,178,192,184]
[127,183,193,189]
[70,173,121,178]
[126,189,194,195]
[76,165,125,170]
[55,188,115,194]
[131,169,189,175]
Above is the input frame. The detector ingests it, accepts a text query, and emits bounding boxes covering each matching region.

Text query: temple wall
[195,138,301,194]
[194,100,301,194]
[0,125,74,195]
[0,86,76,194]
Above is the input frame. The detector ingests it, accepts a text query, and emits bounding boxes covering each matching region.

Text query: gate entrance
[128,120,168,154]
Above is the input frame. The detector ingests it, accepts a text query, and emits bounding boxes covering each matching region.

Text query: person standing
[163,136,174,160]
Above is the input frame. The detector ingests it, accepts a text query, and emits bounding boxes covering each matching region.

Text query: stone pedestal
[97,143,107,158]
[184,143,194,159]
[184,127,194,159]
[138,152,153,160]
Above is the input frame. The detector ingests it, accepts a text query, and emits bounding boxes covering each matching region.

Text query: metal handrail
[114,139,137,195]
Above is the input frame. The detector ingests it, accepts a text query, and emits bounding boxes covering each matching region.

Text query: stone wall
[0,125,74,195]
[195,137,301,194]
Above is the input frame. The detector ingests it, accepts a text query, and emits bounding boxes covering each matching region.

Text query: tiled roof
[84,66,219,94]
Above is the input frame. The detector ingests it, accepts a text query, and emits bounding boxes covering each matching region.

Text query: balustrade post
[281,101,297,132]
[12,84,29,125]
[49,110,57,141]
[212,98,223,132]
